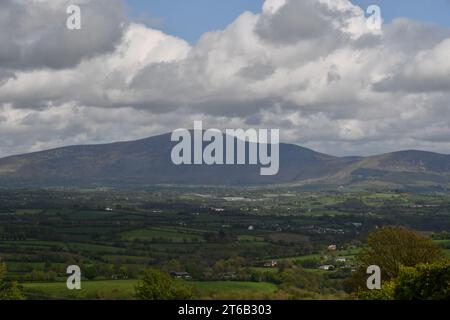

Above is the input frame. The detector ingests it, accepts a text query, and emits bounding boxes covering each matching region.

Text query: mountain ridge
[0,133,449,188]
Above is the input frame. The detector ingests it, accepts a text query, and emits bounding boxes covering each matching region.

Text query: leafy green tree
[359,226,442,279]
[0,259,25,300]
[1,281,26,300]
[393,261,450,300]
[348,226,444,294]
[83,264,98,280]
[359,260,450,300]
[0,260,5,282]
[135,269,194,300]
[297,257,321,269]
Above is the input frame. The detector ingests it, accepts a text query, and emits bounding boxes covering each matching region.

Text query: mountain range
[0,133,449,189]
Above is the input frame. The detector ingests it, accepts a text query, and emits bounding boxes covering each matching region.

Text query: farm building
[319,265,335,271]
[170,272,192,279]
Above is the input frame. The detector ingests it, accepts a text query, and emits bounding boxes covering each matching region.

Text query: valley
[1,187,449,299]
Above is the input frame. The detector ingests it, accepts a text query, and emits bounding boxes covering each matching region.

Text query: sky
[1,0,450,158]
[124,0,450,43]
[125,0,264,43]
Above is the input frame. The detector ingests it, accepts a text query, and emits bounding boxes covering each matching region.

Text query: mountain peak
[0,133,449,188]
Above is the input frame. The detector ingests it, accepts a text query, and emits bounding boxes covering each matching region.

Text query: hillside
[0,134,449,188]
[0,133,351,187]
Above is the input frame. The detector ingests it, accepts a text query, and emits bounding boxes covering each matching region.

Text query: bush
[348,226,443,292]
[297,258,321,269]
[393,261,450,300]
[0,259,25,300]
[135,269,194,300]
[360,226,443,280]
[358,260,450,300]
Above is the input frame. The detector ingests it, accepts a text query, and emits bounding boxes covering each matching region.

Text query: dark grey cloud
[382,18,450,53]
[0,0,127,70]
[0,70,15,86]
[373,74,450,93]
[373,37,450,93]
[256,0,345,44]
[1,0,450,158]
[238,62,275,81]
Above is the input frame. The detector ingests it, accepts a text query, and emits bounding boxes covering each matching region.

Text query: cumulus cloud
[0,0,126,70]
[374,38,450,93]
[0,0,450,157]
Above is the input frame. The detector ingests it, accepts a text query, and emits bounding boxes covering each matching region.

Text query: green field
[444,250,450,258]
[120,228,203,242]
[192,281,277,295]
[2,188,450,300]
[23,280,138,300]
[22,280,278,300]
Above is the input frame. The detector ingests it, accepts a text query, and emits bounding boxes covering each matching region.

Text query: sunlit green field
[21,280,278,300]
[120,227,204,242]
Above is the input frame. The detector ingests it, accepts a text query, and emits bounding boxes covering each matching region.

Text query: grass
[0,240,124,254]
[22,279,278,300]
[444,249,450,258]
[120,227,203,242]
[435,240,450,246]
[102,255,150,264]
[22,280,138,300]
[191,281,276,293]
[237,235,265,242]
[279,253,322,263]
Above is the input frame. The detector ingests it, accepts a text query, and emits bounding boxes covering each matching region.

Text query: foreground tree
[0,260,5,281]
[0,259,25,300]
[360,260,450,300]
[135,269,194,300]
[347,226,443,292]
[360,226,442,279]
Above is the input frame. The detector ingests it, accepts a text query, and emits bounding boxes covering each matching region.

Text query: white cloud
[1,0,450,157]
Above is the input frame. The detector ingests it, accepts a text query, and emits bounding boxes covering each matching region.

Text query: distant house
[170,272,192,279]
[263,260,278,268]
[327,244,337,251]
[319,265,335,271]
[343,265,353,269]
[220,272,237,280]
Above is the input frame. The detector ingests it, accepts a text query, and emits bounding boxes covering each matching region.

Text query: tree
[393,260,450,300]
[347,226,443,293]
[135,269,194,300]
[0,281,25,300]
[0,260,5,283]
[0,259,25,300]
[359,260,450,300]
[83,264,98,280]
[359,226,442,280]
